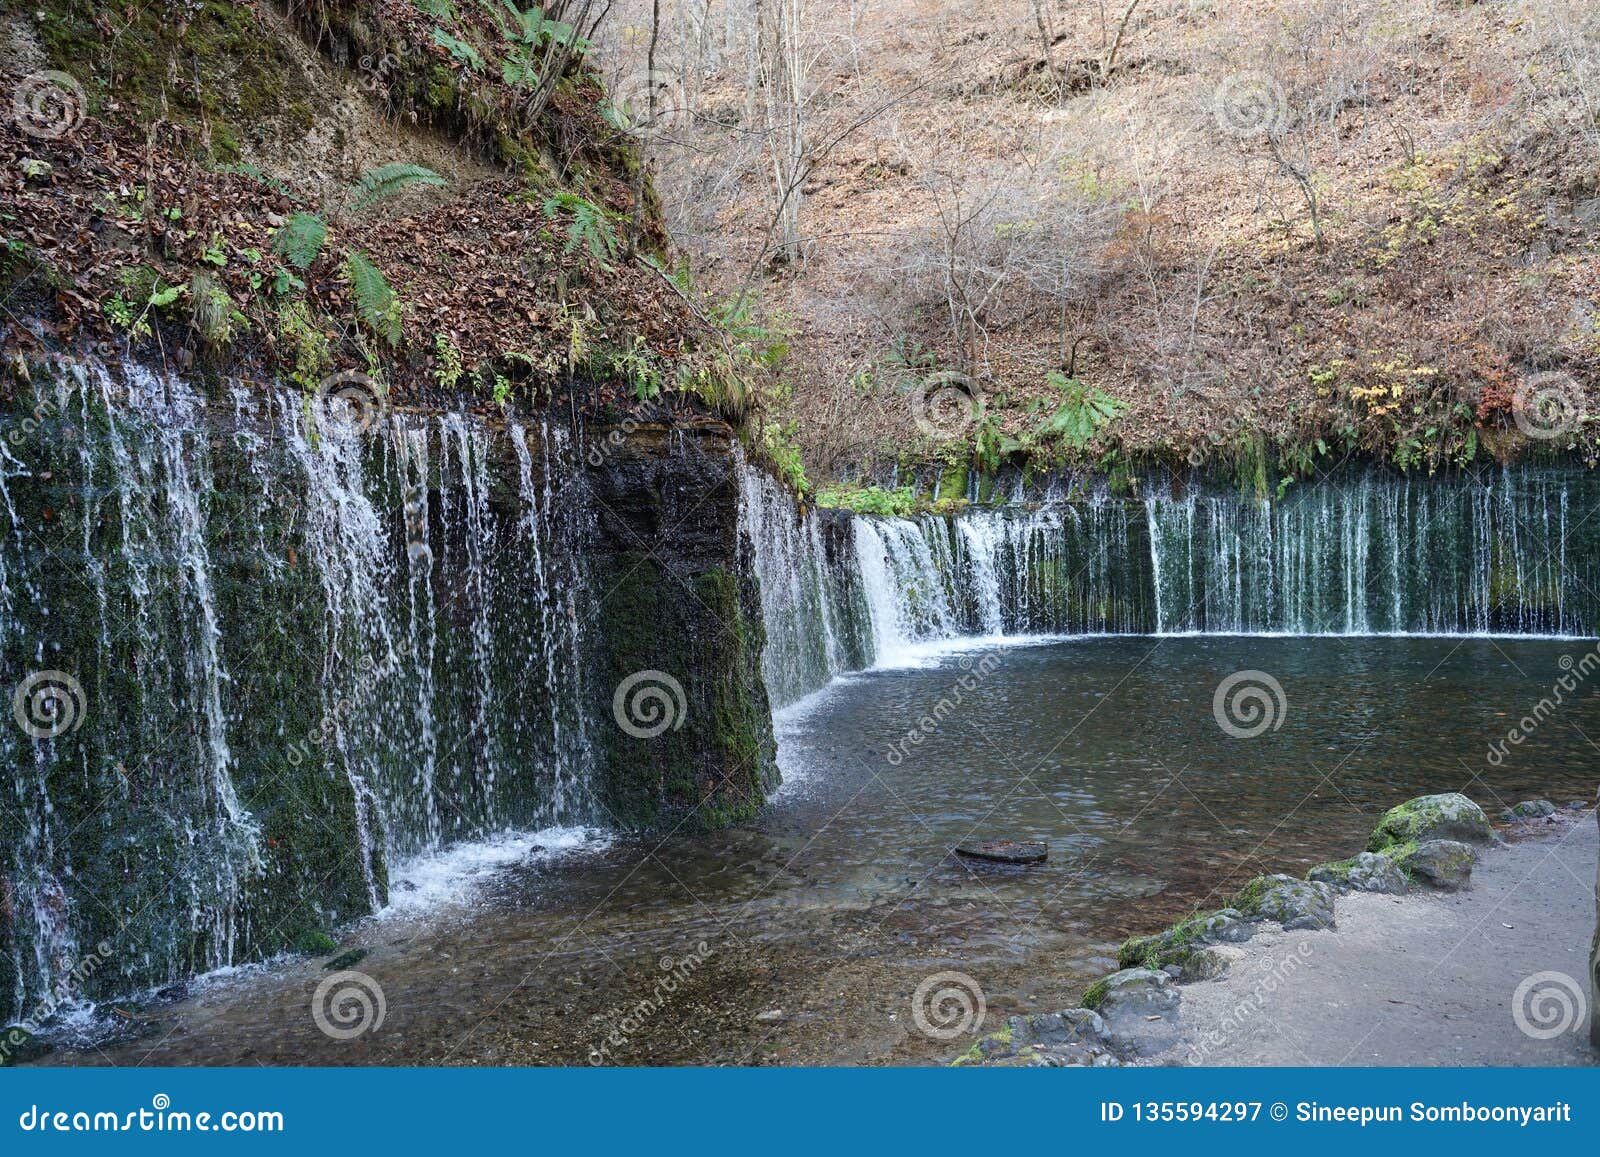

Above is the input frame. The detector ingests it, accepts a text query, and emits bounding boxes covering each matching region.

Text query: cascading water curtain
[0,359,604,1025]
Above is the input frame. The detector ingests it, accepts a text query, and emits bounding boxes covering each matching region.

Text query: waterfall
[737,466,1600,698]
[737,457,866,706]
[1,358,604,1025]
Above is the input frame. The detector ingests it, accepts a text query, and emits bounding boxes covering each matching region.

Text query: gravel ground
[1152,808,1599,1067]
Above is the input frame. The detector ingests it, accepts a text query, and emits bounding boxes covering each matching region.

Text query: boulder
[953,1008,1120,1067]
[1510,799,1557,818]
[1396,839,1476,890]
[1309,851,1408,895]
[1116,907,1252,973]
[1368,793,1495,852]
[1084,968,1182,1056]
[1231,874,1337,930]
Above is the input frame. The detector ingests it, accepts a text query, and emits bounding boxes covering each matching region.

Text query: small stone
[754,1009,786,1023]
[19,158,51,181]
[1511,799,1556,818]
[1396,839,1477,890]
[1568,800,1589,811]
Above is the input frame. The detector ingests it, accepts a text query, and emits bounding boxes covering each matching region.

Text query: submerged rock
[954,839,1047,864]
[1395,839,1477,890]
[1368,793,1495,852]
[1308,851,1408,895]
[1231,874,1337,930]
[0,1026,49,1065]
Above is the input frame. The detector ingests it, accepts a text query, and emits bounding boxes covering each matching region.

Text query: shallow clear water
[42,636,1600,1067]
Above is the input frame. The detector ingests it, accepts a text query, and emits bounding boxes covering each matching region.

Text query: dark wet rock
[1309,851,1408,895]
[1231,874,1336,930]
[1368,793,1495,852]
[954,1008,1121,1067]
[1569,800,1590,811]
[0,1026,50,1065]
[1511,799,1557,818]
[955,839,1047,864]
[324,948,369,970]
[1396,839,1477,890]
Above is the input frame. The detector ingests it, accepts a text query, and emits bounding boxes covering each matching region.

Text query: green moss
[1080,978,1110,1010]
[293,931,338,956]
[324,949,369,971]
[1229,876,1275,917]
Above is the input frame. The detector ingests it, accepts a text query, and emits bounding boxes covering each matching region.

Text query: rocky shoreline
[956,791,1599,1067]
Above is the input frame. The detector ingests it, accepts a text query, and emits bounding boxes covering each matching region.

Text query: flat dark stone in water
[956,840,1048,864]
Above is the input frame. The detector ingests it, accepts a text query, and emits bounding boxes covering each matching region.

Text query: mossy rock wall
[0,362,779,1023]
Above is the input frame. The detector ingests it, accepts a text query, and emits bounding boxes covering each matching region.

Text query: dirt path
[1152,808,1598,1067]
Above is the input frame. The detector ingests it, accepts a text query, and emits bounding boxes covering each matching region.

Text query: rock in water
[1367,793,1495,852]
[1396,839,1477,890]
[955,840,1047,864]
[1309,851,1408,894]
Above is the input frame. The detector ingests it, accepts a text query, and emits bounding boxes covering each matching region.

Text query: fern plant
[1036,371,1124,449]
[349,163,447,211]
[481,0,588,87]
[432,27,484,70]
[273,212,328,270]
[345,251,403,346]
[543,192,620,264]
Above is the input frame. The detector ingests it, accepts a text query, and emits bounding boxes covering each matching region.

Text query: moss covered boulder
[1117,908,1252,974]
[1367,793,1495,852]
[1230,874,1336,930]
[1308,851,1408,894]
[1394,839,1477,890]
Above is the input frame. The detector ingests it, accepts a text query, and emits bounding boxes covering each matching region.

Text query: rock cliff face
[585,411,777,829]
[0,361,775,1024]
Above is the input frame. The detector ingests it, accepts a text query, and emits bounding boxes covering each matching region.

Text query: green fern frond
[432,27,484,70]
[272,212,328,271]
[344,251,403,346]
[349,163,447,212]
